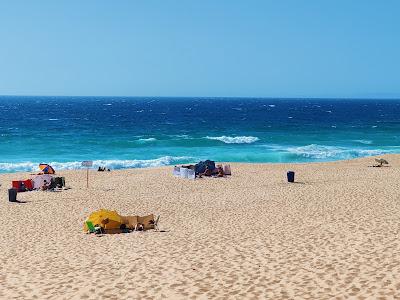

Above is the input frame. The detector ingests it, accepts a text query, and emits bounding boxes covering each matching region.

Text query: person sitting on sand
[199,165,213,177]
[41,180,50,191]
[216,165,225,177]
[198,165,224,177]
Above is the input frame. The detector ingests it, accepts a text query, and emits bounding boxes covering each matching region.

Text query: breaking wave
[0,156,193,173]
[205,136,259,144]
[284,144,389,160]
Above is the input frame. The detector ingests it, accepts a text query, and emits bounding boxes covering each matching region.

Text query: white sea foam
[0,156,192,173]
[354,139,373,145]
[268,104,276,107]
[205,136,259,144]
[138,138,157,142]
[285,144,388,159]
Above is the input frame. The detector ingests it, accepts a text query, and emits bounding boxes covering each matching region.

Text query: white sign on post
[81,161,93,188]
[81,161,93,168]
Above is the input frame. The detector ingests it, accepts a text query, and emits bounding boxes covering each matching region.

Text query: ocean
[1,96,400,173]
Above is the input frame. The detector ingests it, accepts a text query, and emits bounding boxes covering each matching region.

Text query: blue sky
[0,1,399,98]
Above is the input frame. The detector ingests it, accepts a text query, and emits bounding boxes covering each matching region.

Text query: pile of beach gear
[173,166,196,179]
[173,160,231,179]
[11,163,65,192]
[83,209,158,234]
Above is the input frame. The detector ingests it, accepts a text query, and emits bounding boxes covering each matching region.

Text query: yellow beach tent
[84,209,123,231]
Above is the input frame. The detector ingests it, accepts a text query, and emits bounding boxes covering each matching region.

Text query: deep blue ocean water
[1,96,400,173]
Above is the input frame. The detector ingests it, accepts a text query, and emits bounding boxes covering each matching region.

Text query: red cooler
[12,181,20,190]
[24,180,33,190]
[11,180,31,192]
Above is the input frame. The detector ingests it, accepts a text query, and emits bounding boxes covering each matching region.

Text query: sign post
[81,161,93,188]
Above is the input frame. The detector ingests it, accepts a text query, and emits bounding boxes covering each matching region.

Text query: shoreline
[0,153,396,176]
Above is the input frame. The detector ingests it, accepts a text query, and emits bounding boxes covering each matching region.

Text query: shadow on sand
[10,200,29,204]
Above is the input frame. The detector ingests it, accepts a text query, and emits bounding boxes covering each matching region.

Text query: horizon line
[0,94,400,100]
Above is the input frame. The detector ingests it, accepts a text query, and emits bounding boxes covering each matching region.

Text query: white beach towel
[180,167,188,178]
[173,166,180,177]
[187,169,195,180]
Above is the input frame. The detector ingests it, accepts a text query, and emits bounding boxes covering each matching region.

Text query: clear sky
[0,0,399,98]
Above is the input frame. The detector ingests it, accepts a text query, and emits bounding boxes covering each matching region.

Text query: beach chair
[86,221,102,234]
[223,164,232,175]
[153,215,160,231]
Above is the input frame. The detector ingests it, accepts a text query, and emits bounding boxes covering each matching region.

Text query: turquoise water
[1,96,399,172]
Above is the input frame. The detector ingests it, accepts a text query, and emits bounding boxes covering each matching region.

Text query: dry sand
[1,155,400,299]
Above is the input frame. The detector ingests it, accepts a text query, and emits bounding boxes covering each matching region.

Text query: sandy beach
[1,155,400,299]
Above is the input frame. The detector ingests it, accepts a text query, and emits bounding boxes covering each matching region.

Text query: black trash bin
[8,188,17,202]
[287,171,295,183]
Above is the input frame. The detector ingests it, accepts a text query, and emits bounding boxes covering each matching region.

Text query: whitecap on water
[284,144,389,160]
[205,136,259,144]
[138,138,157,142]
[353,139,373,145]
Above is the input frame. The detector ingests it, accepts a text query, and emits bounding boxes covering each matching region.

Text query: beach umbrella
[39,163,55,174]
[375,158,389,167]
[84,209,123,231]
